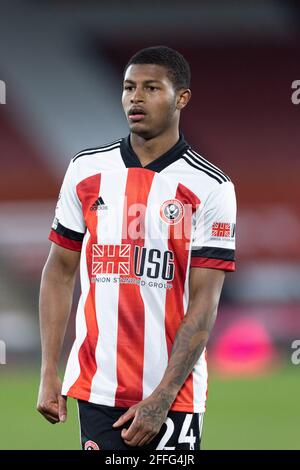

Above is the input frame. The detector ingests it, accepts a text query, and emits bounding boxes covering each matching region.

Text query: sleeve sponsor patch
[211,222,235,240]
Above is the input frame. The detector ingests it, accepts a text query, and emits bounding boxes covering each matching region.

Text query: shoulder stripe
[181,155,224,184]
[186,152,227,183]
[75,138,122,155]
[73,140,122,162]
[188,149,230,182]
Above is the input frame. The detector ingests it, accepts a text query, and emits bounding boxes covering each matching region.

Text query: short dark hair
[124,46,191,90]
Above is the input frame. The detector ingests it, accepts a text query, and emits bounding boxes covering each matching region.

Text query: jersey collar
[120,133,190,172]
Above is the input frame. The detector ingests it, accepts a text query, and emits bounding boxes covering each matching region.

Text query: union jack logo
[92,244,131,275]
[211,222,231,238]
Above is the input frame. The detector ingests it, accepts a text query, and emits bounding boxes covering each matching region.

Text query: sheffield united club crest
[84,440,100,450]
[160,199,184,225]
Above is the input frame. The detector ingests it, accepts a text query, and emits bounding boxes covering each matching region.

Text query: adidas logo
[90,196,108,211]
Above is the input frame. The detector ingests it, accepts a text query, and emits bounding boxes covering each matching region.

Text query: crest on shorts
[160,199,184,225]
[84,440,100,450]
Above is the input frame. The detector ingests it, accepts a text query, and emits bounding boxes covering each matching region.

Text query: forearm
[153,303,218,406]
[39,261,76,375]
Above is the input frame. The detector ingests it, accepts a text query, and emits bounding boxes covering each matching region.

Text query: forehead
[124,63,172,85]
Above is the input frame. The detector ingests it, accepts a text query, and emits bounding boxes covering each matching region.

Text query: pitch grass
[202,366,300,450]
[0,366,299,450]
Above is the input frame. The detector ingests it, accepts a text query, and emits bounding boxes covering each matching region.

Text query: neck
[130,128,180,167]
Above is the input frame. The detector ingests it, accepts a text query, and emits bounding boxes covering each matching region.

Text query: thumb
[58,395,67,422]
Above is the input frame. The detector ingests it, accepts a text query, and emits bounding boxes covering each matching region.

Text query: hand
[112,390,173,447]
[37,373,67,424]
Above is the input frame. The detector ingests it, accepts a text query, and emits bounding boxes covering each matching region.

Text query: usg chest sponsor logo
[134,246,174,280]
[91,244,174,280]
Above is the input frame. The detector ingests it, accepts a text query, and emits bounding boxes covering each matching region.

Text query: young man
[37,46,236,450]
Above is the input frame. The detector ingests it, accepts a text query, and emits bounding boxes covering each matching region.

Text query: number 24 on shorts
[156,414,202,450]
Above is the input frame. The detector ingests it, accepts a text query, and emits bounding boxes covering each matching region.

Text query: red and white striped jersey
[49,135,236,413]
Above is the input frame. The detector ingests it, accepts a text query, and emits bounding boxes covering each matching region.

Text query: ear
[176,89,191,110]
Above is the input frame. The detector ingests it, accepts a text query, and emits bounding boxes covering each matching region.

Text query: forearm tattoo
[167,313,214,389]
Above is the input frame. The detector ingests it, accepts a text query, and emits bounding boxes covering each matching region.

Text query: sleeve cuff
[190,257,235,271]
[49,229,83,252]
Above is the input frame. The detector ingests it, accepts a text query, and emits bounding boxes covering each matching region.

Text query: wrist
[40,363,59,377]
[151,386,177,410]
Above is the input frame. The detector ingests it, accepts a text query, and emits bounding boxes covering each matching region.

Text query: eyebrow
[123,79,162,85]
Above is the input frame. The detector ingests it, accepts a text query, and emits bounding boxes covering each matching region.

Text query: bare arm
[37,243,80,423]
[113,267,225,447]
[154,267,225,398]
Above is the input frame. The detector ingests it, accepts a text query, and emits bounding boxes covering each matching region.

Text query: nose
[130,86,144,103]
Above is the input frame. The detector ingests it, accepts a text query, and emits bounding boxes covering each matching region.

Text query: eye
[146,86,158,91]
[124,85,134,91]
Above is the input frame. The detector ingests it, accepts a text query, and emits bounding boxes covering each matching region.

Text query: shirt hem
[63,388,206,413]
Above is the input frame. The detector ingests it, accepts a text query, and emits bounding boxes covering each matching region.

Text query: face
[122,64,188,139]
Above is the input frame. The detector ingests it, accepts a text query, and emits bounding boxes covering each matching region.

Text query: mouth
[128,108,146,122]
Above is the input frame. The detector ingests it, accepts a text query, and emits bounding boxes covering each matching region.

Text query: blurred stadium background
[0,0,300,450]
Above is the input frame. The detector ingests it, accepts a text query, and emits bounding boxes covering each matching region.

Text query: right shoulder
[72,138,123,163]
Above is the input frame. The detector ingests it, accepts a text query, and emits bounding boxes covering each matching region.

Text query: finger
[112,407,136,428]
[40,411,60,424]
[45,415,60,424]
[135,432,150,447]
[138,432,156,447]
[58,395,67,422]
[121,415,141,441]
[37,402,59,421]
[123,431,148,448]
[137,433,154,447]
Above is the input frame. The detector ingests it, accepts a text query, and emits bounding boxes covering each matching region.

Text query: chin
[130,126,154,139]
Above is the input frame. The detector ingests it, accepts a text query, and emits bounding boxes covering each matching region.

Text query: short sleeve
[190,181,236,271]
[49,160,86,251]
